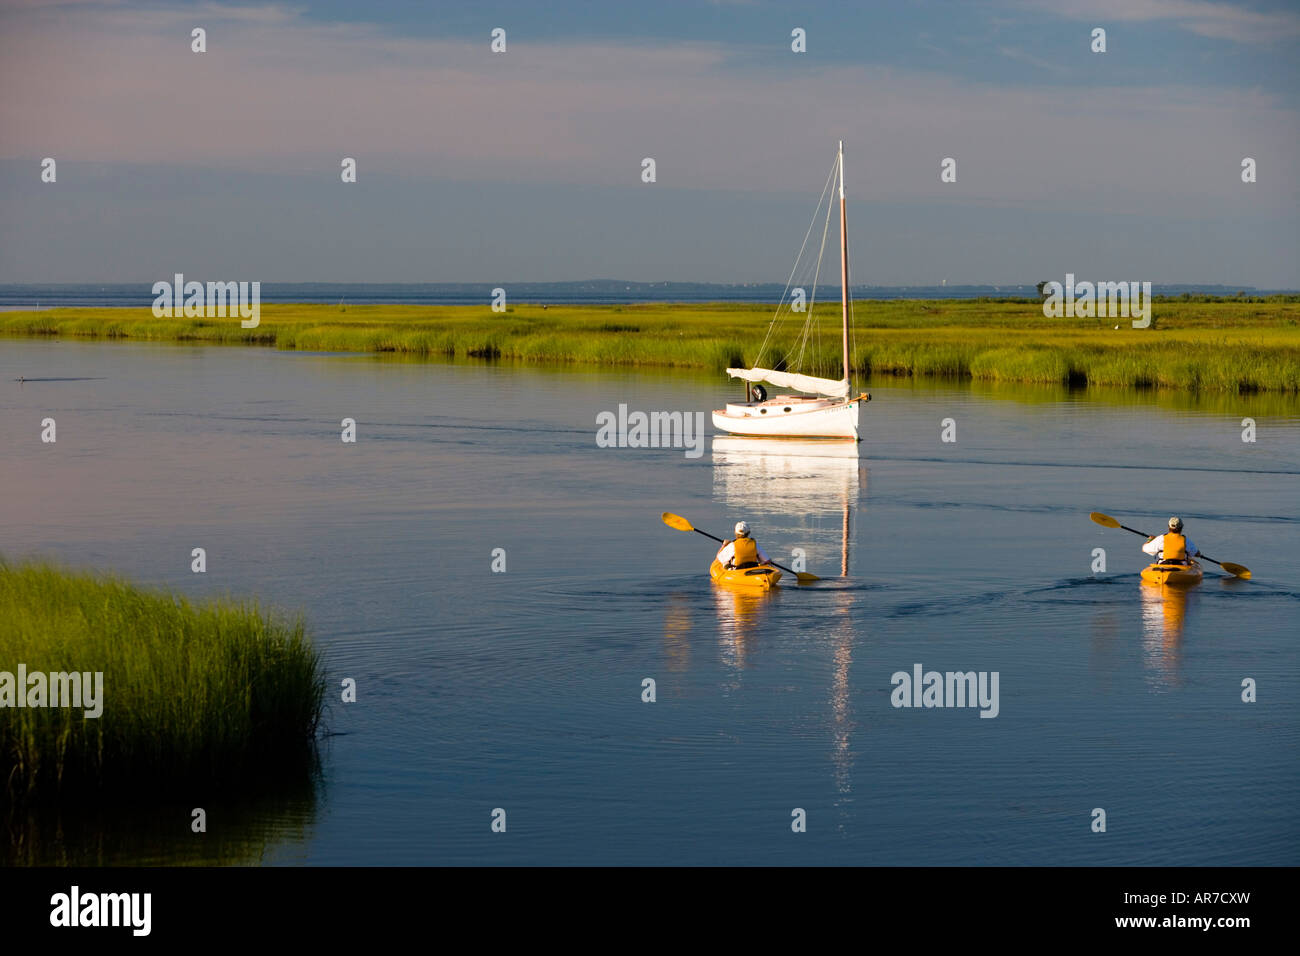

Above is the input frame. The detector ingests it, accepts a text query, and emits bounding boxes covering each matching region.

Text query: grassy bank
[3,298,1299,391]
[0,560,325,802]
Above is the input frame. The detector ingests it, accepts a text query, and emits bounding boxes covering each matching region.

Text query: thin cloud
[1014,0,1300,44]
[996,45,1069,74]
[0,1,1294,214]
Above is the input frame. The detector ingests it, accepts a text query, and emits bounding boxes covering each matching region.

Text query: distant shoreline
[2,281,1296,311]
[2,299,1298,392]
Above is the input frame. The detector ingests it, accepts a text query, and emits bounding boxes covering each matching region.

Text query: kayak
[709,560,783,590]
[1140,560,1203,587]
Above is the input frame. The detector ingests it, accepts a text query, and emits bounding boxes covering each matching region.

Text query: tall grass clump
[0,559,326,803]
[969,347,1071,384]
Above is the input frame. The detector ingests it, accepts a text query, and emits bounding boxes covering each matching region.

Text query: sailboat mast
[838,141,850,388]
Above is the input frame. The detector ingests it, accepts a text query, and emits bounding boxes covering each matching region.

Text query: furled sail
[725,367,850,399]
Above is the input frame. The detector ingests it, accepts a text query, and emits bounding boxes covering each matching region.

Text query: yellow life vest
[1162,533,1187,561]
[731,536,759,567]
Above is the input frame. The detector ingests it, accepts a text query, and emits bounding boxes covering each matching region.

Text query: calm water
[1,339,1297,865]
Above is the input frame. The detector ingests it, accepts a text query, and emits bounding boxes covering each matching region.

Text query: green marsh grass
[0,560,326,803]
[2,298,1298,392]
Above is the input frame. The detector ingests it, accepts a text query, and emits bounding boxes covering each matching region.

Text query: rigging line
[763,164,834,372]
[785,152,837,369]
[754,156,838,371]
[787,160,836,373]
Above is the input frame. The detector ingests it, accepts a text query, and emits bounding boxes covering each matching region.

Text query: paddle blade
[1222,562,1252,579]
[661,512,694,532]
[794,571,821,584]
[1090,512,1121,529]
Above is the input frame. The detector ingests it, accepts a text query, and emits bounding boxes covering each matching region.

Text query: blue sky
[0,0,1296,286]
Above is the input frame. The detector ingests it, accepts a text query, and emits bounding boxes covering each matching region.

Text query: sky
[0,0,1296,286]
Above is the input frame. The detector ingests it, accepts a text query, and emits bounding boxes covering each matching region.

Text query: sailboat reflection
[1139,582,1191,688]
[827,593,855,808]
[711,437,862,577]
[709,437,862,812]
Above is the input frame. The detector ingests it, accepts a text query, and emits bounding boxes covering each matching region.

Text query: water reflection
[711,437,862,577]
[3,773,321,866]
[661,593,694,673]
[712,587,776,668]
[827,588,856,814]
[709,437,863,818]
[1140,583,1192,689]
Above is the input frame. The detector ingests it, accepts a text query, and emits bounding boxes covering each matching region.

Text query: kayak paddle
[1089,512,1251,579]
[661,512,820,584]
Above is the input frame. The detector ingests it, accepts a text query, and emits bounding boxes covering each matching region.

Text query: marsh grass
[2,298,1298,392]
[0,559,326,803]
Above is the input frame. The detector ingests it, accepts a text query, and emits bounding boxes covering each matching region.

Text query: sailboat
[712,141,869,441]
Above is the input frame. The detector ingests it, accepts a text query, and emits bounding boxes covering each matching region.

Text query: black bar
[0,866,1282,942]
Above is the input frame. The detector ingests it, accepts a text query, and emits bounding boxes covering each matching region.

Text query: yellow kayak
[1140,560,1203,587]
[709,560,783,590]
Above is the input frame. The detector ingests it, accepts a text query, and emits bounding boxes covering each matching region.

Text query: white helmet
[1168,516,1183,531]
[734,521,750,537]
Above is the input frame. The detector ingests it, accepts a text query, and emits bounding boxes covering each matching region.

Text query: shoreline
[3,299,1298,392]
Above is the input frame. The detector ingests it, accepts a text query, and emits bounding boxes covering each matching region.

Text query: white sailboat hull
[712,395,862,440]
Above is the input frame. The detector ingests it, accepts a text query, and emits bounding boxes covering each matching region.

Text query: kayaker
[1143,517,1200,565]
[716,521,770,570]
